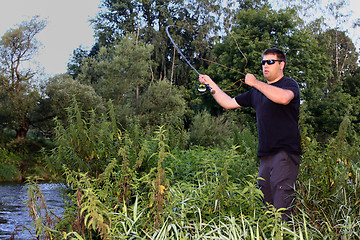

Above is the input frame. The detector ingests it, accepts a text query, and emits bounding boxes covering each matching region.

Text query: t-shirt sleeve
[282,78,300,99]
[235,90,252,107]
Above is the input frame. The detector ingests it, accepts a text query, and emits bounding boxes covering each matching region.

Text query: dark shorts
[257,151,300,220]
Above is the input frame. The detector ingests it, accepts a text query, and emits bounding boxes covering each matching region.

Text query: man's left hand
[245,73,257,87]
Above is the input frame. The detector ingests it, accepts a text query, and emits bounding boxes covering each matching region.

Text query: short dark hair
[262,47,286,63]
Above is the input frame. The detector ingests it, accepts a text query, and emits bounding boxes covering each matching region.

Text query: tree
[304,0,359,138]
[238,0,270,10]
[137,78,188,126]
[67,44,99,80]
[209,6,330,99]
[76,34,153,104]
[39,74,105,128]
[203,6,337,139]
[90,0,232,86]
[67,47,90,79]
[264,0,360,139]
[342,68,360,133]
[0,16,46,139]
[343,68,360,98]
[91,0,139,45]
[318,29,359,86]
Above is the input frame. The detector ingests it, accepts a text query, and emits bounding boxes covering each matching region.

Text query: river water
[0,182,65,240]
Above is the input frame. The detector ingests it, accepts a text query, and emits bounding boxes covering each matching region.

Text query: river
[0,182,65,240]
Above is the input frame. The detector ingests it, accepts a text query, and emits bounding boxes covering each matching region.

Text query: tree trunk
[16,119,30,140]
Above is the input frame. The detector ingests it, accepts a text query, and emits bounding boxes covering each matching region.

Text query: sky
[0,0,101,76]
[270,0,360,50]
[0,0,359,77]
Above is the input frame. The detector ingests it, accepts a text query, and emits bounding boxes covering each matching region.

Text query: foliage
[137,78,188,127]
[296,114,360,239]
[43,118,175,238]
[20,102,360,239]
[90,0,231,85]
[76,34,153,102]
[143,126,172,228]
[302,85,360,140]
[189,110,234,147]
[63,167,112,239]
[0,147,22,181]
[24,177,61,239]
[45,101,126,178]
[168,146,261,219]
[0,137,53,182]
[38,74,106,131]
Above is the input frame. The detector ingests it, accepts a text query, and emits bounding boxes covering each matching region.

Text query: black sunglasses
[261,59,283,65]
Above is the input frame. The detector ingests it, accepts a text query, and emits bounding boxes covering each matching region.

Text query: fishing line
[197,57,245,92]
[220,25,248,92]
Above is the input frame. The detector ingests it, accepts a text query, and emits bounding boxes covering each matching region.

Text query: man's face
[262,54,284,83]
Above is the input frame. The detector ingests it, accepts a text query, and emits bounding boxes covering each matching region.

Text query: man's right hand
[199,74,212,85]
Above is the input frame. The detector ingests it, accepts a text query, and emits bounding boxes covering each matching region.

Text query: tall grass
[296,115,360,239]
[21,105,360,239]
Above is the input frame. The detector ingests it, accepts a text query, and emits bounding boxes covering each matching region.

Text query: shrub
[0,148,22,181]
[189,110,233,147]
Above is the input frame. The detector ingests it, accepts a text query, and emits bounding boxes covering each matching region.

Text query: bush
[0,148,22,181]
[0,164,21,181]
[189,110,233,147]
[138,79,188,127]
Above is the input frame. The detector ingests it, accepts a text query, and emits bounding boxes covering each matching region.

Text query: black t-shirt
[235,76,301,157]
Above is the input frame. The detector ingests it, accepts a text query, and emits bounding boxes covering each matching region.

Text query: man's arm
[245,74,294,105]
[199,74,241,109]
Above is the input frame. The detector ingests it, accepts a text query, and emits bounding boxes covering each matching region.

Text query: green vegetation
[22,105,360,239]
[0,0,359,238]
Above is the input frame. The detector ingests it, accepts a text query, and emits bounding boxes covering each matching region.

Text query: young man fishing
[199,47,301,221]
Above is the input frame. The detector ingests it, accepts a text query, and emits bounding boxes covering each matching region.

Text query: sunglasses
[261,59,283,65]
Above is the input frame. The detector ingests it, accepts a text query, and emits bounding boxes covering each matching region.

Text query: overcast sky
[0,0,358,77]
[0,0,100,76]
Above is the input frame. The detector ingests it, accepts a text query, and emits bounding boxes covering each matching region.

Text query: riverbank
[0,161,55,183]
[0,136,56,183]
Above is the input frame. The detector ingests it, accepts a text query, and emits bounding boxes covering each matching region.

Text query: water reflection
[0,182,64,239]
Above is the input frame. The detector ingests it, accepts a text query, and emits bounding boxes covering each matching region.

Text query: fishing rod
[166,25,215,94]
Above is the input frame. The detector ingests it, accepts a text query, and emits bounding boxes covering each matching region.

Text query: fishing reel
[196,84,216,94]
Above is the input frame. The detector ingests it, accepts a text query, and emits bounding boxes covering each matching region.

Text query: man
[199,47,301,221]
